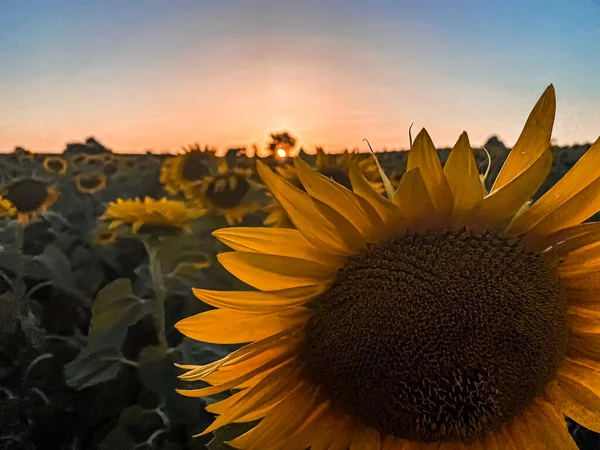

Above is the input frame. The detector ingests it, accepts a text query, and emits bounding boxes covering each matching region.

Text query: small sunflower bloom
[176,85,600,449]
[75,172,107,194]
[183,160,261,226]
[101,197,206,234]
[42,156,68,175]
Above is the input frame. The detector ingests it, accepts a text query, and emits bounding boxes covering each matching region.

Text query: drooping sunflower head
[1,178,59,224]
[183,159,261,226]
[100,197,206,234]
[75,172,107,194]
[42,156,68,175]
[176,85,600,449]
[160,144,216,195]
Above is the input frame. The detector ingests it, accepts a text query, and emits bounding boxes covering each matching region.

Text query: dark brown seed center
[181,153,211,182]
[4,180,49,212]
[205,175,249,208]
[302,229,568,443]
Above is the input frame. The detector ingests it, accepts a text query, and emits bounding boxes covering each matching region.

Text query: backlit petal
[508,137,600,236]
[407,128,453,217]
[217,252,337,291]
[492,85,556,191]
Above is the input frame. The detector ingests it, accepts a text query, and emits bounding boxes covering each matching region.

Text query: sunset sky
[1,0,599,154]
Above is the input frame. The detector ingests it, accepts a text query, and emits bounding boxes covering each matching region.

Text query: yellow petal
[521,396,579,449]
[532,222,600,255]
[350,427,382,450]
[348,162,399,224]
[229,384,321,450]
[523,174,600,238]
[407,128,453,216]
[217,252,336,291]
[443,131,484,223]
[508,137,600,236]
[293,158,383,241]
[192,285,327,312]
[179,329,302,384]
[256,161,357,255]
[470,150,553,230]
[568,313,600,334]
[568,332,600,362]
[554,357,600,432]
[392,167,438,228]
[492,85,556,191]
[212,227,346,267]
[174,307,311,344]
[198,361,304,435]
[177,354,294,398]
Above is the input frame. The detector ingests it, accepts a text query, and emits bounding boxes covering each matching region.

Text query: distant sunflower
[264,148,384,228]
[101,197,206,234]
[75,173,107,194]
[42,156,68,175]
[0,196,17,218]
[1,178,59,224]
[70,154,88,166]
[160,144,216,195]
[176,85,600,449]
[85,155,105,167]
[183,159,261,226]
[103,161,118,176]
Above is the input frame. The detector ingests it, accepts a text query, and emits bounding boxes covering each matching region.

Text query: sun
[276,148,287,159]
[175,85,600,449]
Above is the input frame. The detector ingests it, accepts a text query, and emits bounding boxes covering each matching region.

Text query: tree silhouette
[266,131,297,157]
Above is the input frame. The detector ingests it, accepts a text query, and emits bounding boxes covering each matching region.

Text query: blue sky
[1,0,599,153]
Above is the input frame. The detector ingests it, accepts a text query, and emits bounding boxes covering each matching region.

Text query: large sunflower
[1,178,59,224]
[101,197,206,234]
[160,144,216,195]
[183,158,261,226]
[264,148,385,228]
[175,85,600,449]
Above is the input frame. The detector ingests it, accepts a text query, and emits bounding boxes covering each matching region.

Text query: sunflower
[101,197,206,234]
[75,172,107,194]
[183,159,261,226]
[70,154,88,166]
[160,144,216,195]
[175,85,600,449]
[264,148,385,228]
[0,196,17,218]
[1,178,59,224]
[42,156,68,175]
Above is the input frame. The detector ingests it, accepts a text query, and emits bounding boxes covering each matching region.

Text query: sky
[0,0,599,154]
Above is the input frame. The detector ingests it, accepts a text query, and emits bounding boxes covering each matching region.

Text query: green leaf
[157,235,212,275]
[64,346,129,390]
[88,278,149,348]
[24,244,79,295]
[137,344,168,394]
[97,427,135,450]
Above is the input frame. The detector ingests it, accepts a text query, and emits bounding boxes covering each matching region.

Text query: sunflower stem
[143,239,168,348]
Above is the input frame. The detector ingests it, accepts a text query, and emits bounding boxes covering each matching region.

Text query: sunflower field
[1,89,600,450]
